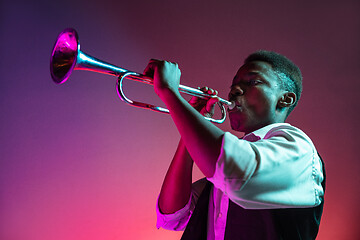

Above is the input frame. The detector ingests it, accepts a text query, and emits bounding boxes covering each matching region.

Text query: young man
[144,51,325,239]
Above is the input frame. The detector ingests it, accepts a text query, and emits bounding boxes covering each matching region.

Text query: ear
[277,92,296,109]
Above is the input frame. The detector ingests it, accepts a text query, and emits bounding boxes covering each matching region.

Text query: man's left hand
[143,59,181,99]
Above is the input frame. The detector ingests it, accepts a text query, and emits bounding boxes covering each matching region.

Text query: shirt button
[218,212,222,218]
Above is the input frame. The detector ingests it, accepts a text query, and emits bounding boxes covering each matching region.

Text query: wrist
[156,86,181,104]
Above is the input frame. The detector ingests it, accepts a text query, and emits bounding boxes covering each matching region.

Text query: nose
[228,85,244,100]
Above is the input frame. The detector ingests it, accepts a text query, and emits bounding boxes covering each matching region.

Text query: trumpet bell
[50,28,79,84]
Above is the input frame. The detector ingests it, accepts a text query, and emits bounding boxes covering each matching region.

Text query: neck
[242,120,286,135]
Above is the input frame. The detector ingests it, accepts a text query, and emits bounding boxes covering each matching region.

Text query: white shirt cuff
[156,194,193,231]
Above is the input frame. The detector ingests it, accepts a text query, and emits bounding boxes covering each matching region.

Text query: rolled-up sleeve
[156,194,193,231]
[207,125,324,209]
[156,178,207,230]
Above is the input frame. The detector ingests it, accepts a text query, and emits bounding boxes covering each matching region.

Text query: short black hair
[244,50,302,114]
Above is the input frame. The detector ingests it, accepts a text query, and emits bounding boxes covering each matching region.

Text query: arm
[144,60,225,177]
[158,138,194,214]
[158,87,220,214]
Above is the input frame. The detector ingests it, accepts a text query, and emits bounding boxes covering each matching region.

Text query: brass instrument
[50,28,232,123]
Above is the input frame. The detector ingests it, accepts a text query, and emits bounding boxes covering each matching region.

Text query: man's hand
[189,87,219,118]
[143,59,181,99]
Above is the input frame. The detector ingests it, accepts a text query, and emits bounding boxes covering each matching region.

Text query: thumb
[205,96,219,113]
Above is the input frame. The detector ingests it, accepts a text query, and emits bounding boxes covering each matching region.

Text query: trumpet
[50,28,233,123]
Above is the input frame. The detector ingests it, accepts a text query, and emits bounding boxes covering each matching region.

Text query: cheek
[247,91,269,111]
[245,90,277,118]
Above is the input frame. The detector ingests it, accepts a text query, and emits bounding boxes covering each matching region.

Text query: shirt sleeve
[207,125,324,209]
[156,178,207,231]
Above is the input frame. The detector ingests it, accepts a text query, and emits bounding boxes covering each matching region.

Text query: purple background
[1,0,359,239]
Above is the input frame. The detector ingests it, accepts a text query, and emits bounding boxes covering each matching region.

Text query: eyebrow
[232,71,263,82]
[245,71,262,77]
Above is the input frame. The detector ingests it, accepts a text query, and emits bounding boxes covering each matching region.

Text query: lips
[227,104,242,113]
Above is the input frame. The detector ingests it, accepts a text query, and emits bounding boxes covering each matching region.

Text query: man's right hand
[188,86,219,118]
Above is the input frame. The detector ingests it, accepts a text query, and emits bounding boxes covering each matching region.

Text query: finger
[143,59,163,76]
[199,86,218,96]
[143,60,156,76]
[207,96,219,105]
[203,112,213,118]
[205,96,219,113]
[207,88,218,96]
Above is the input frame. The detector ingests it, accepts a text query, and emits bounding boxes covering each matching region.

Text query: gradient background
[1,0,359,239]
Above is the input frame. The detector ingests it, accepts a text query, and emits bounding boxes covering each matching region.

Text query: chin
[230,121,245,132]
[229,115,245,132]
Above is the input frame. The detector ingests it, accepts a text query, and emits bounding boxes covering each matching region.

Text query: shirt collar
[242,123,290,142]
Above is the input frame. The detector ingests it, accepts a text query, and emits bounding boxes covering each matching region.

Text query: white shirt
[156,123,324,240]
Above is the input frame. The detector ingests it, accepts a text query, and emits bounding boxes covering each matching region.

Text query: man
[144,50,325,239]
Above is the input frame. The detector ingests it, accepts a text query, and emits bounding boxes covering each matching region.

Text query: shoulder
[249,124,319,167]
[263,124,316,149]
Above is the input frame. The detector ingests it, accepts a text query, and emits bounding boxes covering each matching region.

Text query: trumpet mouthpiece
[228,101,236,110]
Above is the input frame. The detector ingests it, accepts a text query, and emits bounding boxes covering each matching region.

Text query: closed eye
[247,79,262,86]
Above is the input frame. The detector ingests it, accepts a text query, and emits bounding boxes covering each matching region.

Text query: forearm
[144,59,225,177]
[158,139,194,214]
[159,89,225,178]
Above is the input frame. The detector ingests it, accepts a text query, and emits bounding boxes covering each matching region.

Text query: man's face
[228,61,284,134]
